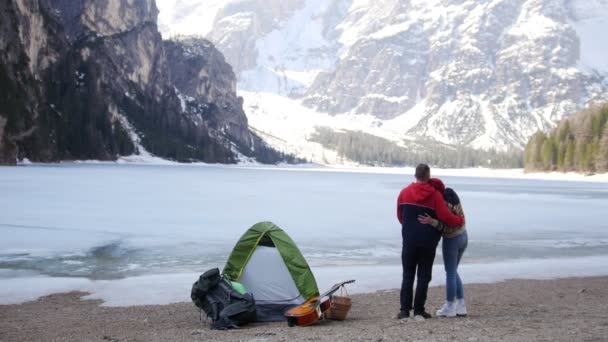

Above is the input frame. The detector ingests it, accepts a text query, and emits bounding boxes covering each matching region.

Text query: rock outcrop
[0,0,285,165]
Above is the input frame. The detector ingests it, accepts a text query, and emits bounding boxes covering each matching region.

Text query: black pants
[400,244,437,314]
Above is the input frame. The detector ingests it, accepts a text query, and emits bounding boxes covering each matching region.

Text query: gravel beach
[1,276,607,342]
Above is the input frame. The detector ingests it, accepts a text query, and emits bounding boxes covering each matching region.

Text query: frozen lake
[1,164,608,305]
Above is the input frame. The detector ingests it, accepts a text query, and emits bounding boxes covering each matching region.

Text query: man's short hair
[415,164,430,181]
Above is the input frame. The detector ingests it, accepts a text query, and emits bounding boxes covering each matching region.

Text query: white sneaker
[455,299,467,317]
[436,301,457,317]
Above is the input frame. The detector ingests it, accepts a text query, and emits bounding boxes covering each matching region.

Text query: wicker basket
[326,287,352,321]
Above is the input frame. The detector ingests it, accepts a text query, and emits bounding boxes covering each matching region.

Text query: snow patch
[173,86,194,113]
[383,98,429,133]
[17,158,33,165]
[369,20,416,40]
[508,14,560,39]
[112,113,171,165]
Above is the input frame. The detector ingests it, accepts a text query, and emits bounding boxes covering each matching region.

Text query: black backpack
[191,268,257,330]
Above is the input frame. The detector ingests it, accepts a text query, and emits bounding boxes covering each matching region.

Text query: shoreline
[10,160,608,183]
[3,255,608,307]
[1,276,607,341]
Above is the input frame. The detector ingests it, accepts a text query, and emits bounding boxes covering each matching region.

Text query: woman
[418,178,468,318]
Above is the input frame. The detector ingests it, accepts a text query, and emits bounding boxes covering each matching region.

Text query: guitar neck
[319,280,355,299]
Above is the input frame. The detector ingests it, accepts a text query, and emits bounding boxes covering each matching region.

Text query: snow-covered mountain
[157,0,608,162]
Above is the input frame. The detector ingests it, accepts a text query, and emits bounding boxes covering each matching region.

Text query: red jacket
[397,182,464,227]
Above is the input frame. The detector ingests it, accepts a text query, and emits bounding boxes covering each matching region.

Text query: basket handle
[339,284,349,297]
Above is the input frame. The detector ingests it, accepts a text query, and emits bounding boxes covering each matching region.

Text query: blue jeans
[442,231,468,301]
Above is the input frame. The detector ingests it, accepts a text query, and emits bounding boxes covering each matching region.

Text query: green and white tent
[223,222,319,321]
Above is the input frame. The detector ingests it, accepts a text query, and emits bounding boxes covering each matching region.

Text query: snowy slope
[238,0,339,95]
[157,0,608,162]
[156,0,225,38]
[567,0,608,73]
[242,90,413,163]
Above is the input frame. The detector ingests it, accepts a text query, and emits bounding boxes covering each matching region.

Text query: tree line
[310,127,523,168]
[524,103,608,174]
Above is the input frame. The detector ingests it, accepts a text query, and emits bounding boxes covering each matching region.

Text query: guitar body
[285,297,331,327]
[284,280,354,327]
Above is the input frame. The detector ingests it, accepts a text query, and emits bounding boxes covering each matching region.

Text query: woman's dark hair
[443,188,460,206]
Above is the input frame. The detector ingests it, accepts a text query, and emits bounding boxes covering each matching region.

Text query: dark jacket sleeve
[397,190,404,224]
[433,191,464,227]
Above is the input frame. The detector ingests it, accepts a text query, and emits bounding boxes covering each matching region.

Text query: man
[396,164,464,320]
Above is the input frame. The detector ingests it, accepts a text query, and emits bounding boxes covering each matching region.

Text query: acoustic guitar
[284,280,355,327]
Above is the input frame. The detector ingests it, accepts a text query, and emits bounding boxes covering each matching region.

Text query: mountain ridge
[157,0,608,164]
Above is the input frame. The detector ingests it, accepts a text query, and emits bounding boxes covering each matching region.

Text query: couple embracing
[396,164,468,320]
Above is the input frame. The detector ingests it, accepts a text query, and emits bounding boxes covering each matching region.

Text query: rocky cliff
[0,0,285,165]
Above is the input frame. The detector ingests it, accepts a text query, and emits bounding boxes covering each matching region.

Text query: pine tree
[582,143,596,172]
[557,120,571,141]
[525,132,547,170]
[576,141,587,171]
[556,141,566,170]
[564,138,575,171]
[596,125,608,172]
[541,139,554,170]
